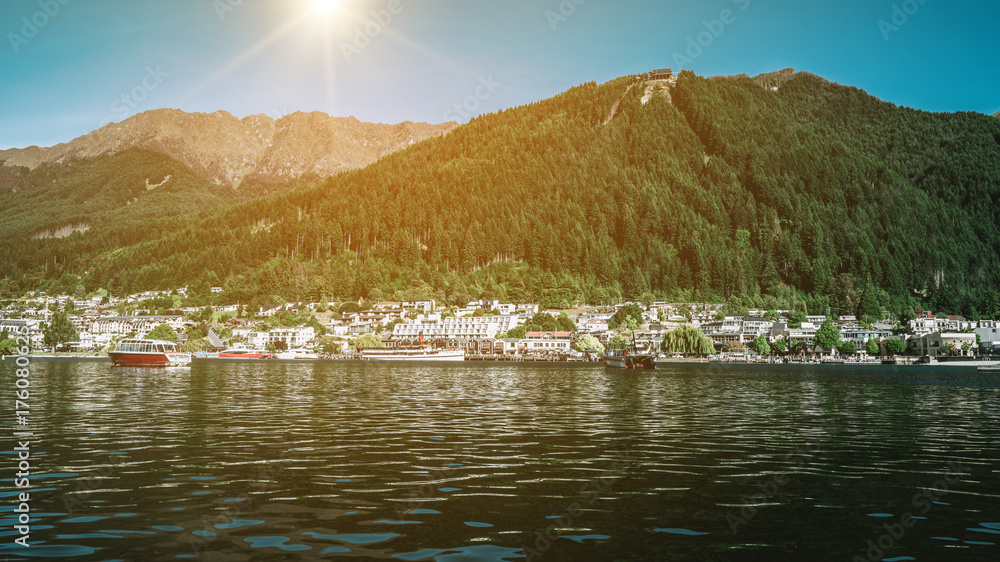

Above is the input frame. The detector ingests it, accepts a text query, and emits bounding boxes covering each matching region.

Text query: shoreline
[4,354,997,369]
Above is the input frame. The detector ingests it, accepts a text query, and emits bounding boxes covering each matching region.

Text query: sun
[312,0,341,15]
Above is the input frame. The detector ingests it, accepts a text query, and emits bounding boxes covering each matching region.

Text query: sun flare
[313,0,340,15]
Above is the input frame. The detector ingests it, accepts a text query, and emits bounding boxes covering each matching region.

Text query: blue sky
[2,0,998,149]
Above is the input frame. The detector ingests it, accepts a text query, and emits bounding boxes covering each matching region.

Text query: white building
[579,318,609,334]
[267,327,316,348]
[0,319,43,349]
[741,317,773,338]
[907,332,977,357]
[975,320,1000,352]
[910,316,947,336]
[839,324,892,350]
[402,300,436,314]
[393,314,520,340]
[786,322,820,348]
[519,331,573,354]
[233,326,316,348]
[91,316,185,337]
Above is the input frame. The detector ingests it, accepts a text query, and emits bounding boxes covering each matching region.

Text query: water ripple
[5,361,1000,559]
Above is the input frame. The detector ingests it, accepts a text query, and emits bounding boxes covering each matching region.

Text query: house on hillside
[649,68,672,80]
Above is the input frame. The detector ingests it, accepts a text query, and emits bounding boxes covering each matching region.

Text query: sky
[1,0,999,149]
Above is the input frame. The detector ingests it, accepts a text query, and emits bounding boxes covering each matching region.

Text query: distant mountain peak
[0,109,458,188]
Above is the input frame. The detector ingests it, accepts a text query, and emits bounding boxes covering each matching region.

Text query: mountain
[0,109,457,188]
[0,148,236,240]
[3,70,1000,319]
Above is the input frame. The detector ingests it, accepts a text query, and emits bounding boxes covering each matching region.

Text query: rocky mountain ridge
[0,109,457,188]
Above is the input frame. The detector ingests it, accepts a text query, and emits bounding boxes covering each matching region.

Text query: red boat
[109,338,191,367]
[217,348,272,359]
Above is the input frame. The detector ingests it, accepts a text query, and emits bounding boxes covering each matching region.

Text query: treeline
[2,71,1000,318]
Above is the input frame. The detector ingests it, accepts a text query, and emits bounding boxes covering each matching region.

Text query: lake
[2,360,999,561]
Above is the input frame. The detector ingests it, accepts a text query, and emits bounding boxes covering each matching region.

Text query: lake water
[2,360,999,561]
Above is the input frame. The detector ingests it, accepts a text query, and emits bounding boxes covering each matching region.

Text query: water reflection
[1,361,998,560]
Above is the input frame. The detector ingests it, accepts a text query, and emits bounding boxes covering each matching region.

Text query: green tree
[864,339,880,356]
[319,340,341,354]
[901,306,918,325]
[826,273,859,318]
[146,324,177,342]
[940,342,956,356]
[836,340,857,356]
[351,333,384,350]
[187,322,209,339]
[661,324,716,355]
[814,320,841,351]
[556,313,576,332]
[306,315,327,336]
[609,304,645,331]
[43,312,78,350]
[608,334,627,348]
[771,336,788,355]
[0,337,18,356]
[787,311,806,329]
[752,333,771,356]
[885,338,906,356]
[722,341,745,353]
[181,337,208,353]
[529,312,562,333]
[790,339,810,354]
[574,334,605,354]
[857,277,881,324]
[497,325,528,339]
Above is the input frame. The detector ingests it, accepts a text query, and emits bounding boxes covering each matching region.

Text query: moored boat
[360,347,464,361]
[108,338,191,367]
[218,348,272,359]
[604,336,655,369]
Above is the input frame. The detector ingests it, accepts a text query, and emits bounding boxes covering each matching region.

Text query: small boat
[976,364,1000,372]
[360,347,464,361]
[275,349,320,360]
[604,335,656,369]
[218,348,272,359]
[109,338,191,367]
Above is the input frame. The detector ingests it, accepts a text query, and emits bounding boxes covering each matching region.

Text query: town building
[520,331,573,354]
[906,332,978,357]
[91,316,186,337]
[975,320,1000,352]
[839,324,892,350]
[392,314,521,342]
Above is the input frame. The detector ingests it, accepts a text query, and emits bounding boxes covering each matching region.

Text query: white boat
[108,338,191,367]
[360,347,465,361]
[275,349,320,360]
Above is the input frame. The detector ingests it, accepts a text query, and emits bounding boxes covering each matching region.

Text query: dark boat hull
[604,354,656,369]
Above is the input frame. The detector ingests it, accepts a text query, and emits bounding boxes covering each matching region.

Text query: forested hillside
[2,71,999,317]
[0,148,236,240]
